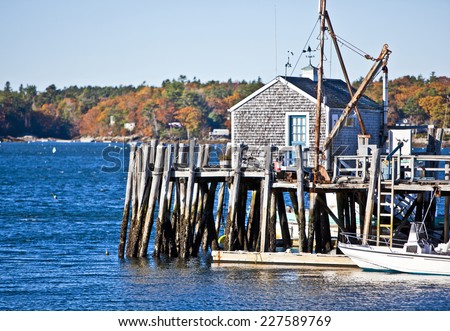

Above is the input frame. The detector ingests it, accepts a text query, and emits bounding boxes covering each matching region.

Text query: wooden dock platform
[117,131,450,266]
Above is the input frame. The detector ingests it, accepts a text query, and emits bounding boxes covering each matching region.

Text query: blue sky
[1,0,449,91]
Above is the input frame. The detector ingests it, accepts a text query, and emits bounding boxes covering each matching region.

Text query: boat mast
[313,0,326,182]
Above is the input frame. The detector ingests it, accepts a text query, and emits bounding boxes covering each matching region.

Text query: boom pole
[324,11,366,136]
[322,44,391,151]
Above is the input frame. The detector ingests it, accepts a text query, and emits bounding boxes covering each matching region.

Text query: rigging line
[422,187,438,237]
[290,17,320,76]
[334,34,374,60]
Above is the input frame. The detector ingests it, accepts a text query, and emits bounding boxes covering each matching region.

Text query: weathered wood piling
[118,131,450,261]
[118,140,334,259]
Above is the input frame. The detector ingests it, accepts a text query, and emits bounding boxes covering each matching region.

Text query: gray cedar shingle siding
[330,108,382,157]
[232,81,325,146]
[230,76,382,166]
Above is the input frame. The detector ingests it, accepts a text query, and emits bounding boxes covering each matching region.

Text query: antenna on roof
[285,51,293,78]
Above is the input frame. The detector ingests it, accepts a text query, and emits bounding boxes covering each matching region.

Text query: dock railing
[238,144,310,172]
[331,154,372,183]
[382,154,450,183]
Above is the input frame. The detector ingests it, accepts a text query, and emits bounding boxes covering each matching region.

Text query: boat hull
[338,242,450,276]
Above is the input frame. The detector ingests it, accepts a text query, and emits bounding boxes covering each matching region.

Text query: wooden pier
[118,130,450,266]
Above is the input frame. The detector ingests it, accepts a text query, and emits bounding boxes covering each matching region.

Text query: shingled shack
[228,66,383,169]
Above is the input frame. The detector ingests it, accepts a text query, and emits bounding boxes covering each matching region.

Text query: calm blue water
[0,142,449,311]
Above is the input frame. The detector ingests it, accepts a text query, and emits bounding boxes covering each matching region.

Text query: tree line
[1,73,449,140]
[0,76,263,140]
[359,72,450,127]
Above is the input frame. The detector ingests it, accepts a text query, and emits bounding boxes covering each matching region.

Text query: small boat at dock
[338,223,450,275]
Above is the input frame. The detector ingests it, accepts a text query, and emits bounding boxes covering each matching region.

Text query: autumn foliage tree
[175,106,202,139]
[362,73,450,127]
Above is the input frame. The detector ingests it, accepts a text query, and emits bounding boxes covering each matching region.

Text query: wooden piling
[224,144,243,251]
[362,147,380,245]
[192,182,218,255]
[206,184,220,251]
[115,137,450,269]
[276,192,292,249]
[294,145,307,252]
[318,192,332,253]
[246,189,260,251]
[445,161,450,243]
[153,145,175,258]
[268,191,277,252]
[191,144,205,234]
[176,144,188,256]
[118,144,136,258]
[214,182,226,236]
[125,147,145,257]
[307,192,316,253]
[236,183,248,250]
[259,145,273,252]
[137,144,166,257]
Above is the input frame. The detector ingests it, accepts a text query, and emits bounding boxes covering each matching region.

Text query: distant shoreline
[0,135,231,145]
[2,135,449,148]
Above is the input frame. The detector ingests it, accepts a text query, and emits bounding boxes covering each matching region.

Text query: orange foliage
[175,106,202,134]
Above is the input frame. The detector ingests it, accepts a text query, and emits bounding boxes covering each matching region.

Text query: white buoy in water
[52,147,56,154]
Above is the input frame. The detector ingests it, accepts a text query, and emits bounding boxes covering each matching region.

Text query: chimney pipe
[382,65,388,125]
[382,65,389,147]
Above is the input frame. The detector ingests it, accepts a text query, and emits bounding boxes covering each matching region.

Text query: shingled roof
[283,76,380,110]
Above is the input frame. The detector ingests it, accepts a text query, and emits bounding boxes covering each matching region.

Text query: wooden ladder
[377,174,395,246]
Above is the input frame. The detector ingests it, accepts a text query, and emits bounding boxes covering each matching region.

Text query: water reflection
[115,254,450,310]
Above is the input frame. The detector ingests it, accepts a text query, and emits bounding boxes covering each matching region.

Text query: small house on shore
[228,66,383,168]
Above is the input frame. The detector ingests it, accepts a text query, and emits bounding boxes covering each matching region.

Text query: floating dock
[212,250,356,267]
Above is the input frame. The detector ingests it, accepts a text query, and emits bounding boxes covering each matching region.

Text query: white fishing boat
[338,223,450,275]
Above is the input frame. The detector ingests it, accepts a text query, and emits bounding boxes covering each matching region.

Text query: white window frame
[285,112,310,147]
